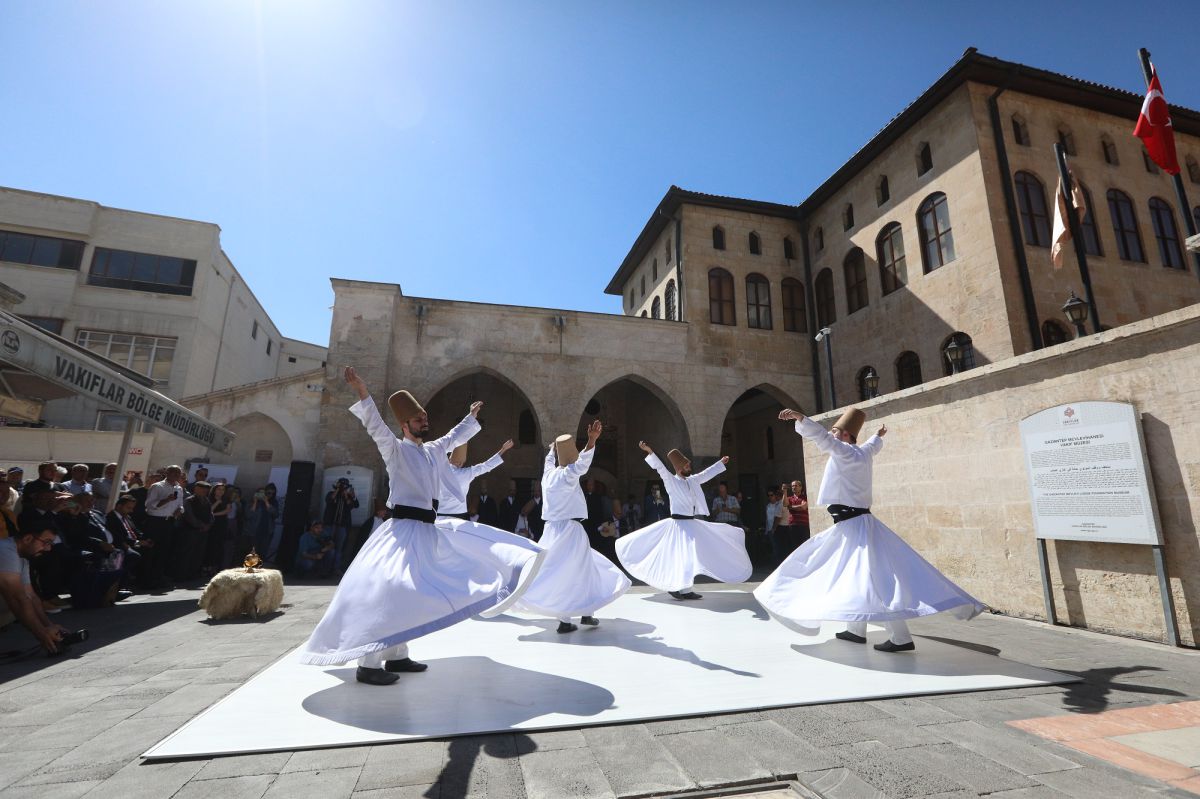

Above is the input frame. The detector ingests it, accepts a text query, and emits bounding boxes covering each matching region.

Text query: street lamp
[814,327,835,409]
[863,367,879,399]
[1062,290,1089,339]
[944,337,964,375]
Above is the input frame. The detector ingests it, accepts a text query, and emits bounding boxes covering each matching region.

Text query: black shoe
[580,616,599,626]
[556,621,578,634]
[384,658,428,673]
[668,591,687,601]
[682,592,703,600]
[115,589,134,601]
[356,667,400,685]
[874,639,916,653]
[836,631,867,644]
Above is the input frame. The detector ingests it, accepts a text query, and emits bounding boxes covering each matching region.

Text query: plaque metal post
[1151,545,1180,647]
[1036,536,1057,626]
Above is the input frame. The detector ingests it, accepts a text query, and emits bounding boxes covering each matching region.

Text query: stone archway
[719,384,806,536]
[224,412,294,492]
[573,375,691,511]
[424,370,544,515]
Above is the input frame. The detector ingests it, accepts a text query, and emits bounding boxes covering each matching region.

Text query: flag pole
[1139,48,1200,280]
[1054,143,1101,333]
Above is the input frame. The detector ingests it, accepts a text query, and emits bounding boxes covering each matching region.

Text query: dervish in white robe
[298,370,544,684]
[433,439,546,606]
[512,422,630,633]
[615,443,752,599]
[754,408,983,652]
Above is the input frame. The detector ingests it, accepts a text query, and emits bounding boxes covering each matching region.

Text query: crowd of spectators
[0,460,302,654]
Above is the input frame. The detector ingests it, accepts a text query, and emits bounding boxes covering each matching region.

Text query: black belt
[392,501,438,523]
[828,504,870,522]
[437,512,470,521]
[670,514,709,521]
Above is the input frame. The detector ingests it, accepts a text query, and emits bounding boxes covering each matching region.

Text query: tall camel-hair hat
[666,449,690,472]
[450,443,468,466]
[832,407,866,439]
[388,390,425,422]
[554,434,579,466]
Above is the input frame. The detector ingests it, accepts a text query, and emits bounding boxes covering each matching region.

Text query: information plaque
[1019,401,1177,645]
[1019,401,1162,546]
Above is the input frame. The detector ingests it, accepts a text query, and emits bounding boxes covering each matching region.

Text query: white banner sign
[0,311,234,453]
[1019,401,1162,545]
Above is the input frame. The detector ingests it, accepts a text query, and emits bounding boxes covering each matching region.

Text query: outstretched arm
[790,413,860,460]
[567,420,602,477]
[693,456,729,485]
[468,447,508,480]
[345,367,399,462]
[428,403,483,454]
[859,425,887,456]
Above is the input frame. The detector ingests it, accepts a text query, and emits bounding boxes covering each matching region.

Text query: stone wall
[803,303,1200,646]
[321,279,816,501]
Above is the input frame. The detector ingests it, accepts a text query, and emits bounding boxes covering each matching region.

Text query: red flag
[1134,67,1180,175]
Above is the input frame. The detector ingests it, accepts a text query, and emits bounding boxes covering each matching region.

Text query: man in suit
[106,493,147,588]
[497,479,521,533]
[475,482,499,527]
[521,483,545,542]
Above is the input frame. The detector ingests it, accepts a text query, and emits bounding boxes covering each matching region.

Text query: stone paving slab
[2,583,1199,798]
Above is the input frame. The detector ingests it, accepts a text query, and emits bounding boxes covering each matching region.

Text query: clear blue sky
[4,1,1197,344]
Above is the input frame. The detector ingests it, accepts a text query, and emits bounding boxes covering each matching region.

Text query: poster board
[1019,401,1162,545]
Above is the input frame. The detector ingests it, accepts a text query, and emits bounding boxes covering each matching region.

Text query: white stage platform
[145,590,1075,759]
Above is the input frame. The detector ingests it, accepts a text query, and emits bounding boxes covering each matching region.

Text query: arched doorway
[424,370,542,527]
[574,375,691,513]
[224,412,295,493]
[719,385,806,547]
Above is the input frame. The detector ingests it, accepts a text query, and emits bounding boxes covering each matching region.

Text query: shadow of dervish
[301,656,615,736]
[1056,665,1186,715]
[788,631,1079,683]
[639,588,769,621]
[424,733,536,799]
[484,614,760,678]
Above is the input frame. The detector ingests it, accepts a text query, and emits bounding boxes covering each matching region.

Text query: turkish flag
[1134,67,1180,175]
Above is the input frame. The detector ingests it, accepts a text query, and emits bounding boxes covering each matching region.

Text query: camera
[61,629,89,646]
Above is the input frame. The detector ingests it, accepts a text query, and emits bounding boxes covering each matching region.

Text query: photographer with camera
[323,478,359,574]
[0,524,74,654]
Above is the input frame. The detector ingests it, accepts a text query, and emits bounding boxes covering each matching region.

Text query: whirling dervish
[511,420,631,633]
[615,441,752,600]
[297,368,544,685]
[754,407,983,652]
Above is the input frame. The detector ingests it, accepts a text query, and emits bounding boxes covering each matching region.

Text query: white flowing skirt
[513,519,630,618]
[615,518,752,592]
[753,513,983,634]
[299,517,545,665]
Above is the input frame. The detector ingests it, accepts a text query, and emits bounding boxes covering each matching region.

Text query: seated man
[295,521,335,578]
[0,525,69,654]
[106,494,148,588]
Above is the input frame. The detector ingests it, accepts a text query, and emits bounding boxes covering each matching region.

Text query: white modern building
[0,186,326,481]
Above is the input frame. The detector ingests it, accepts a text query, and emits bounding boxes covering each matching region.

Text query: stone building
[319,50,1200,639]
[0,186,327,481]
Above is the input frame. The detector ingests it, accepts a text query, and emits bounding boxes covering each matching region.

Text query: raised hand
[778,408,803,422]
[638,440,652,454]
[720,455,730,465]
[587,419,603,442]
[344,367,369,400]
[500,439,515,453]
[877,424,888,437]
[469,401,484,418]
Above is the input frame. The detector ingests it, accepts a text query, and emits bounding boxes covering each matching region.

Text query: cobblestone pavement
[2,578,1197,799]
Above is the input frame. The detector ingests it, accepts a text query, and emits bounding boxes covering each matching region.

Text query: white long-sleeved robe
[753,417,983,634]
[298,397,543,665]
[615,453,752,592]
[512,444,629,619]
